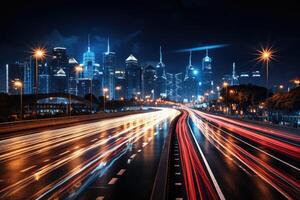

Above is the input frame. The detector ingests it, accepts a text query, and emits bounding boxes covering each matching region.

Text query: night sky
[1,0,300,85]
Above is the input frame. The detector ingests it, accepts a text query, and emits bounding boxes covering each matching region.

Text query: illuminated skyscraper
[114,68,126,100]
[83,35,96,79]
[5,62,25,94]
[183,51,200,101]
[49,47,69,93]
[232,62,239,85]
[103,38,116,100]
[174,72,183,102]
[155,46,167,98]
[125,54,141,99]
[166,73,174,99]
[143,65,156,98]
[202,49,213,93]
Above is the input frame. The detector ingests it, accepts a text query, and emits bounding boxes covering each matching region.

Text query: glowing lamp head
[257,47,275,62]
[103,88,109,92]
[193,70,198,75]
[75,65,83,72]
[13,80,23,88]
[33,48,46,59]
[223,82,229,87]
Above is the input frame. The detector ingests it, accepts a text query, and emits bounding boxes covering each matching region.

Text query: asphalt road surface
[0,108,180,200]
[175,108,300,200]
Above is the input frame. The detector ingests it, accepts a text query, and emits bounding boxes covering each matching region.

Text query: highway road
[0,108,180,200]
[175,108,300,200]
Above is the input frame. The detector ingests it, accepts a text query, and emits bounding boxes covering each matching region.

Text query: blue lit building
[49,47,69,93]
[5,62,25,94]
[125,54,142,99]
[155,46,167,98]
[92,63,103,97]
[114,68,126,100]
[83,35,96,79]
[143,65,156,99]
[202,49,213,94]
[103,38,116,100]
[183,51,201,102]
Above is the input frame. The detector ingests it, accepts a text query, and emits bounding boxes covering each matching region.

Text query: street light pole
[14,80,23,120]
[103,88,109,112]
[33,48,45,118]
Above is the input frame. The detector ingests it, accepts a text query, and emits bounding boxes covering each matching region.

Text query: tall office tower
[125,54,142,99]
[143,65,156,99]
[103,38,116,100]
[166,73,174,100]
[68,58,79,95]
[202,49,213,93]
[77,78,92,97]
[24,59,33,94]
[49,47,69,93]
[114,68,126,100]
[183,51,200,102]
[155,46,167,98]
[51,68,68,93]
[231,62,239,85]
[5,62,25,94]
[174,72,183,102]
[83,35,96,79]
[92,63,103,97]
[38,61,50,94]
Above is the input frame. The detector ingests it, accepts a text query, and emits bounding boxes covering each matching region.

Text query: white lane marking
[108,178,118,185]
[127,159,131,164]
[117,169,126,176]
[20,165,36,173]
[96,196,104,200]
[175,182,182,186]
[187,117,226,200]
[176,198,183,200]
[174,153,179,156]
[137,149,142,153]
[130,154,136,159]
[142,142,148,147]
[175,172,181,175]
[59,150,70,156]
[174,158,179,161]
[90,138,98,143]
[174,164,180,167]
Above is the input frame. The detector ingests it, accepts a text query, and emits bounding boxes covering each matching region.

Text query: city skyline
[1,0,300,85]
[0,1,299,200]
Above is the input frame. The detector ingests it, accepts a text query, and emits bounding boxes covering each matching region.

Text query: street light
[103,88,109,112]
[75,65,83,96]
[258,46,275,96]
[293,79,300,87]
[223,82,229,105]
[33,48,46,117]
[13,80,23,120]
